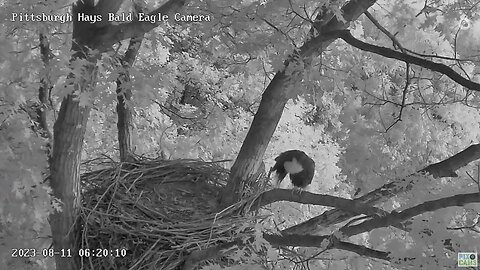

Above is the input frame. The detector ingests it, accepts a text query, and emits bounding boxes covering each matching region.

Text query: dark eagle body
[269,150,315,188]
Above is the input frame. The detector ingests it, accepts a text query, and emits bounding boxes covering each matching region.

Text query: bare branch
[336,30,480,91]
[251,189,387,217]
[182,240,241,270]
[364,11,404,52]
[334,239,390,261]
[185,192,480,269]
[340,192,480,236]
[285,144,480,234]
[419,144,480,178]
[183,232,398,269]
[385,63,411,132]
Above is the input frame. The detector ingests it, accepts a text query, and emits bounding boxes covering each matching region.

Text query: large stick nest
[79,157,261,270]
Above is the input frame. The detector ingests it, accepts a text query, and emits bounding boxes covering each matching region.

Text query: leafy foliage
[1,0,480,269]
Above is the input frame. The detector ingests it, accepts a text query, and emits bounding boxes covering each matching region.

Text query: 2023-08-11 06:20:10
[11,248,127,258]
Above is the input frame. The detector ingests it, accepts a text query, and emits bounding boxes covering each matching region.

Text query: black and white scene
[1,0,480,269]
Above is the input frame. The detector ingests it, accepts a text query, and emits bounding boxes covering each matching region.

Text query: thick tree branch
[419,144,480,178]
[340,192,480,237]
[192,192,479,268]
[336,30,480,91]
[315,0,377,32]
[182,189,480,270]
[183,233,396,269]
[251,189,387,217]
[334,239,390,261]
[182,240,241,270]
[116,4,145,162]
[285,143,480,234]
[220,0,378,207]
[37,33,54,141]
[298,0,378,58]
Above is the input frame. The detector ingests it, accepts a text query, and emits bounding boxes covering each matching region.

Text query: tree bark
[116,3,146,162]
[48,3,103,269]
[220,72,290,206]
[185,191,480,268]
[48,1,188,268]
[37,33,54,141]
[116,34,144,162]
[337,30,480,91]
[220,0,378,207]
[251,189,387,216]
[284,144,480,234]
[339,191,480,237]
[50,92,93,270]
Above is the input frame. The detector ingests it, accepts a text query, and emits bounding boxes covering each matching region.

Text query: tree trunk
[37,33,54,141]
[49,93,93,270]
[48,1,188,268]
[116,73,134,162]
[220,0,378,207]
[116,35,144,162]
[220,72,289,206]
[48,2,104,269]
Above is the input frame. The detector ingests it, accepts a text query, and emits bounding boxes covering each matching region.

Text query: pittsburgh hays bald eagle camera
[268,150,315,189]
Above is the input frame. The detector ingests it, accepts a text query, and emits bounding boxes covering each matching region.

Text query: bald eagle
[268,150,315,189]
